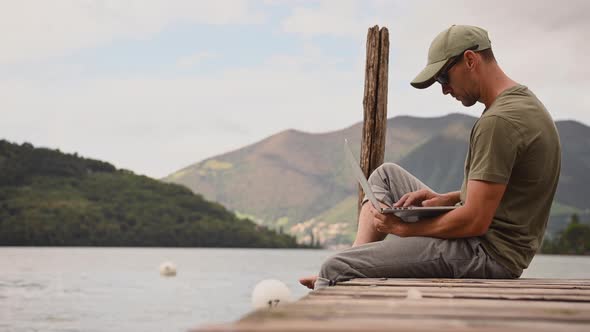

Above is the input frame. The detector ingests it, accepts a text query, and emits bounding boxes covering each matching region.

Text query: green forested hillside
[0,140,301,247]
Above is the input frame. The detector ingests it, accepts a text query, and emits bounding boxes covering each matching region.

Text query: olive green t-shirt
[459,85,561,276]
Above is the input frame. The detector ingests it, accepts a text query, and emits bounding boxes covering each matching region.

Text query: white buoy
[159,261,177,277]
[251,279,291,309]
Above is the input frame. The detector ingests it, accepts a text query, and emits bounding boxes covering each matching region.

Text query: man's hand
[396,181,506,239]
[394,189,458,207]
[369,204,407,237]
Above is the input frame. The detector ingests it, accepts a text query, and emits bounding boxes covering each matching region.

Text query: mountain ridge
[164,114,590,246]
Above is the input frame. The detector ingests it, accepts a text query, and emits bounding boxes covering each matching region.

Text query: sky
[1,0,589,178]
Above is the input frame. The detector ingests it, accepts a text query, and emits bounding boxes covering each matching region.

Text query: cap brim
[410,58,447,89]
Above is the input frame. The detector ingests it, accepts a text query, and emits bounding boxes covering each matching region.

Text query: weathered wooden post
[358,25,389,218]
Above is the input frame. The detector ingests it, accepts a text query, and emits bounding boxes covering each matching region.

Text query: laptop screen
[344,139,385,212]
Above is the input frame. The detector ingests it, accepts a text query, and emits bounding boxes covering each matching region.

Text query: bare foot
[299,275,318,289]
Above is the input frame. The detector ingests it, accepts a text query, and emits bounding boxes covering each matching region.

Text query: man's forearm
[400,182,503,239]
[401,205,486,239]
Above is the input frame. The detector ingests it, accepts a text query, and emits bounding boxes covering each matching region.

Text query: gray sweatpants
[315,163,517,289]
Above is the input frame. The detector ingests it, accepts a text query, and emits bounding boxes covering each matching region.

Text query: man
[300,25,561,289]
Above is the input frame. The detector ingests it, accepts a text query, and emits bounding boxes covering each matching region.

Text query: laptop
[344,139,456,222]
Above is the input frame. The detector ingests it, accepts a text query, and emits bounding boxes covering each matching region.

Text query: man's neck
[479,63,518,109]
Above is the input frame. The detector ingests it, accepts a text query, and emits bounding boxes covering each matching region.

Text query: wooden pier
[195,278,590,332]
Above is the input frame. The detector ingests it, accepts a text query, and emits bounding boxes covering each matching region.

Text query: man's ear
[464,50,477,69]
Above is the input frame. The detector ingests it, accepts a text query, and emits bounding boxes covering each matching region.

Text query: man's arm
[373,180,506,239]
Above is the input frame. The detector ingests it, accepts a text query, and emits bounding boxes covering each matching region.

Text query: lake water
[2,247,590,332]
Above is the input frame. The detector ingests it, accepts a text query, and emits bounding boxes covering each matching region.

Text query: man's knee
[319,253,347,279]
[369,163,407,185]
[319,252,358,282]
[369,163,405,183]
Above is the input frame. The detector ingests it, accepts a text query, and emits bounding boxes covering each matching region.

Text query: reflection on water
[1,247,588,332]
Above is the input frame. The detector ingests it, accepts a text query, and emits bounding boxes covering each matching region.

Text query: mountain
[163,114,590,246]
[553,121,590,209]
[0,140,301,248]
[164,114,476,223]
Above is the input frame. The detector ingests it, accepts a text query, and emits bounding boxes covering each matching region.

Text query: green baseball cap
[411,25,492,89]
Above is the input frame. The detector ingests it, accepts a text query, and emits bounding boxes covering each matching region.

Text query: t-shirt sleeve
[468,116,521,184]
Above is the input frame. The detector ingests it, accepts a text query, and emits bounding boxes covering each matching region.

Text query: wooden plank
[277,298,590,322]
[341,278,590,289]
[309,291,590,302]
[299,295,590,311]
[343,278,590,285]
[309,285,590,301]
[195,318,590,332]
[240,299,590,323]
[314,284,590,296]
[344,278,590,284]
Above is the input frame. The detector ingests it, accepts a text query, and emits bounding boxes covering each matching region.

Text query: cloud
[1,0,589,179]
[280,0,590,122]
[0,46,363,177]
[281,0,366,38]
[176,51,216,68]
[264,43,346,68]
[0,0,264,64]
